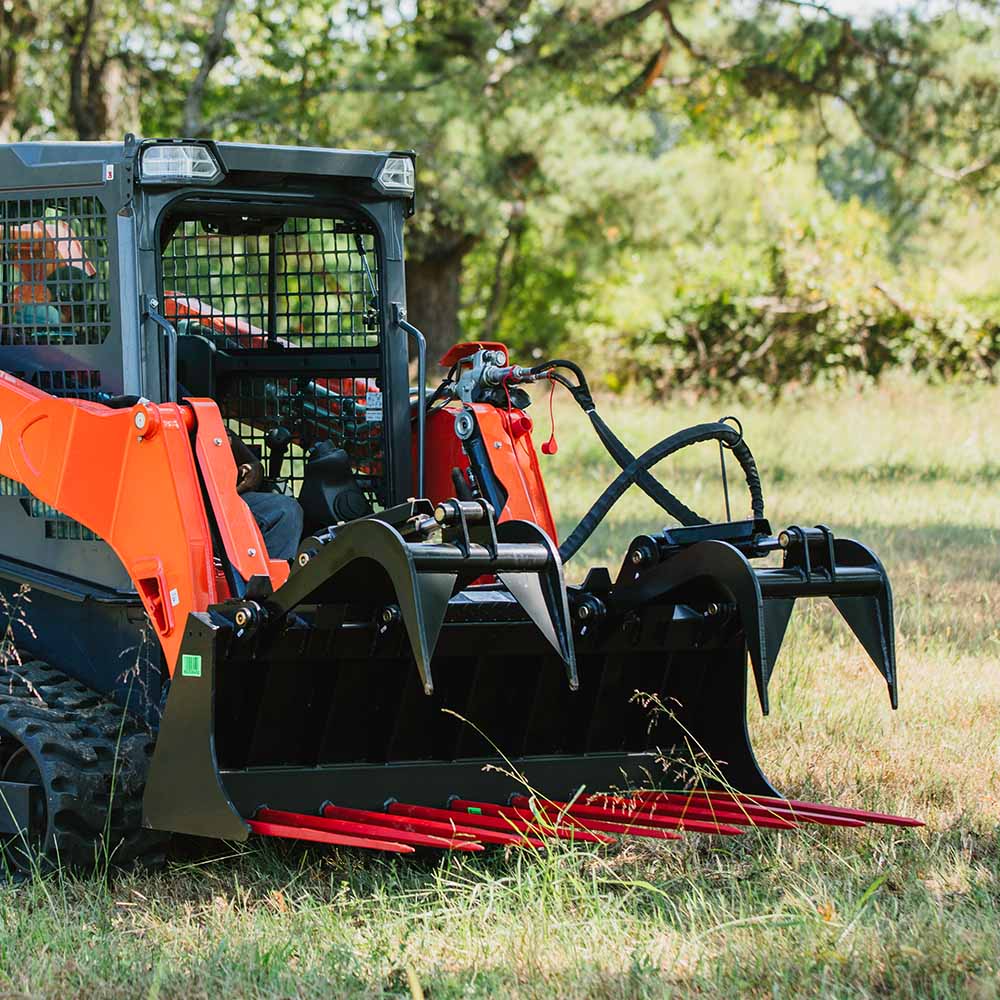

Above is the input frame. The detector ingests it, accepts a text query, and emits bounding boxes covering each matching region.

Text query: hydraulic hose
[535,361,711,526]
[585,409,710,527]
[558,421,764,563]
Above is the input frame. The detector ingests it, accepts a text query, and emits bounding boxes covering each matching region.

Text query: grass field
[1,376,998,999]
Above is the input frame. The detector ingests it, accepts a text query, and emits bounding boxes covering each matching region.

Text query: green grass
[2,375,999,999]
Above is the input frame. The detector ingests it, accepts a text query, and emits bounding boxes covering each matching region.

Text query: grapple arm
[612,521,896,714]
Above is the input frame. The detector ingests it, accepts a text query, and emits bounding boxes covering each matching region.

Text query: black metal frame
[156,195,406,507]
[0,182,132,570]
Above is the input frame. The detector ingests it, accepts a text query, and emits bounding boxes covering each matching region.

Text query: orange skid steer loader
[0,136,915,868]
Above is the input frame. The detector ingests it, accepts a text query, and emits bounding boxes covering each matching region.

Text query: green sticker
[181,654,202,678]
[467,807,482,815]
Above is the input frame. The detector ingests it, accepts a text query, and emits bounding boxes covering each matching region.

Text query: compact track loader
[0,136,915,867]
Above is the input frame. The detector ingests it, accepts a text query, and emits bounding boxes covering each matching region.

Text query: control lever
[265,426,292,482]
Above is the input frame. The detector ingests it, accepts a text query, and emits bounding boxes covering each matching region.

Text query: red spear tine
[501,802,682,841]
[449,799,616,844]
[584,798,747,836]
[322,804,484,842]
[771,798,925,827]
[387,803,546,848]
[248,818,415,853]
[595,795,798,831]
[628,792,858,828]
[257,808,484,851]
[672,790,920,826]
[630,790,921,827]
[509,796,744,836]
[514,799,682,840]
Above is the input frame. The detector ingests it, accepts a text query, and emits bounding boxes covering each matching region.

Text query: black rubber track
[0,660,166,872]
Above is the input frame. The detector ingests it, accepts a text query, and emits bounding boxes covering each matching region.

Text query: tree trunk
[0,0,38,141]
[404,236,476,367]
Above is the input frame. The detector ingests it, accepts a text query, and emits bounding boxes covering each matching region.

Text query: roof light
[140,144,222,184]
[376,156,415,194]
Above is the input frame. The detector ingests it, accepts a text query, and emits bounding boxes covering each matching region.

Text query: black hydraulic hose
[585,409,710,527]
[541,362,711,525]
[559,421,764,563]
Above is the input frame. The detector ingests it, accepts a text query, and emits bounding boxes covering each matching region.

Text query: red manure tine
[257,808,483,851]
[452,798,678,841]
[625,791,862,828]
[526,809,682,841]
[764,797,924,827]
[657,790,923,828]
[563,798,746,836]
[448,799,616,844]
[509,795,743,837]
[322,804,485,844]
[387,803,546,848]
[629,790,920,828]
[596,794,798,831]
[248,818,414,853]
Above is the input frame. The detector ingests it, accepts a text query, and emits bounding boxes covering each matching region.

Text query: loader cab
[136,139,417,517]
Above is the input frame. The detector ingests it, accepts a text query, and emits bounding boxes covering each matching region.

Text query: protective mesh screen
[222,376,384,503]
[161,212,386,505]
[0,196,112,346]
[160,215,380,348]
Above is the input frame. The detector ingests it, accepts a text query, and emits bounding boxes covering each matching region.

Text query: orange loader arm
[0,371,288,673]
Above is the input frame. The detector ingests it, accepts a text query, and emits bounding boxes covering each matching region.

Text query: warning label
[365,389,383,423]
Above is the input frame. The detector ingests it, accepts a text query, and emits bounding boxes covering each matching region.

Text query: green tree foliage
[1,0,999,392]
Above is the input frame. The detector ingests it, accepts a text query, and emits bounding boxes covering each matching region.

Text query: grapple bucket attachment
[143,508,917,852]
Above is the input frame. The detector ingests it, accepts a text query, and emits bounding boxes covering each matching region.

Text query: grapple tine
[257,808,484,851]
[598,794,798,830]
[448,800,615,844]
[765,529,898,709]
[611,538,772,714]
[509,796,744,836]
[451,798,645,843]
[248,818,415,853]
[749,795,924,827]
[643,791,922,827]
[322,804,484,843]
[495,519,578,690]
[263,517,451,695]
[633,791,867,828]
[507,797,683,840]
[387,803,546,847]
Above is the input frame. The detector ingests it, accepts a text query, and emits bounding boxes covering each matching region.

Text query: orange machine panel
[419,402,558,543]
[0,373,288,674]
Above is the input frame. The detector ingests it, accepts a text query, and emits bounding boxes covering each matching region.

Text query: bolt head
[631,549,645,566]
[234,609,249,627]
[297,552,310,567]
[247,548,256,558]
[493,441,502,450]
[213,437,223,446]
[133,411,147,430]
[578,604,592,620]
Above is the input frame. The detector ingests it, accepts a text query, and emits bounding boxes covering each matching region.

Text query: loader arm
[0,370,287,673]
